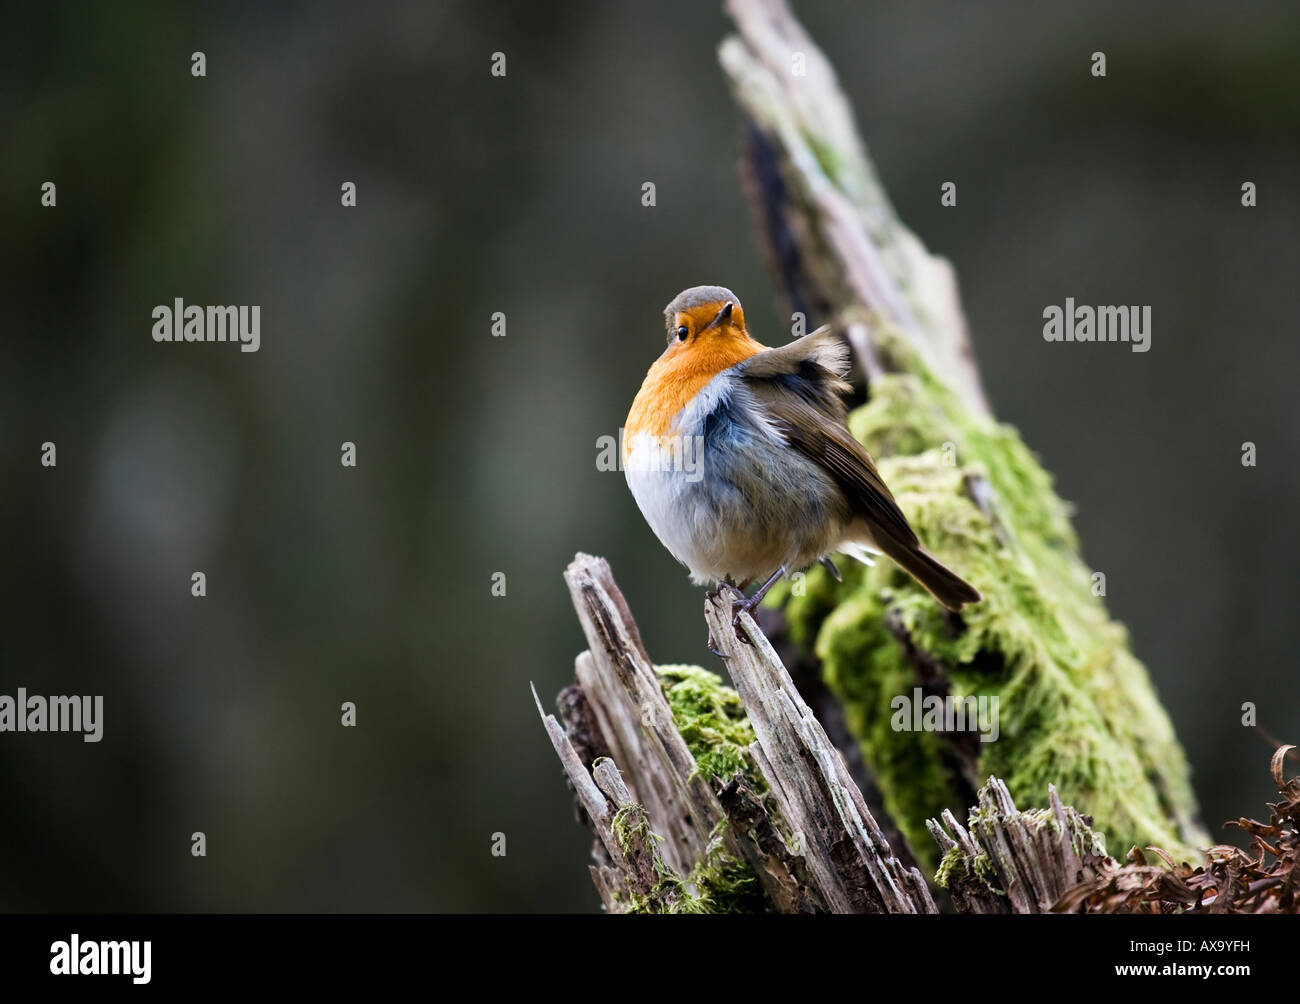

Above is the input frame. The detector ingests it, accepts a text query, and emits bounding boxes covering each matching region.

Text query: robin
[623,285,980,651]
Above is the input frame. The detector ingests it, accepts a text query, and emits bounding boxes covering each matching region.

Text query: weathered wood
[542,553,1202,916]
[534,685,618,912]
[563,554,725,878]
[926,778,1111,914]
[551,554,825,911]
[756,603,923,878]
[721,0,990,416]
[541,553,935,912]
[532,685,651,912]
[708,596,936,913]
[716,775,817,914]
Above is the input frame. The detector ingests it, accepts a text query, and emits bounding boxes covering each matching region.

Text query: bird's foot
[706,582,751,649]
[721,566,787,646]
[729,592,762,631]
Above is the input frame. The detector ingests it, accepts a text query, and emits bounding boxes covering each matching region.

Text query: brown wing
[738,331,920,549]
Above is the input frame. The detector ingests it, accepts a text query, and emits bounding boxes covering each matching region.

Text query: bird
[622,285,980,651]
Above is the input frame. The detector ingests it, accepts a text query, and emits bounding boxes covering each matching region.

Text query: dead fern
[1055,745,1299,914]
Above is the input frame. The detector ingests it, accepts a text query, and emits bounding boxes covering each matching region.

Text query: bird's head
[660,286,755,364]
[625,285,765,443]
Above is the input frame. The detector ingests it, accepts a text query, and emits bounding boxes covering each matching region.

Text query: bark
[535,554,933,913]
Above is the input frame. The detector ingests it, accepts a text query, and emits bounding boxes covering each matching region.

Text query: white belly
[623,424,855,586]
[624,432,717,579]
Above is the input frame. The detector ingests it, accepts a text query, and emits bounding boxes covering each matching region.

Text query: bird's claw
[730,594,758,621]
[717,581,747,603]
[718,597,760,649]
[706,588,758,655]
[709,568,785,654]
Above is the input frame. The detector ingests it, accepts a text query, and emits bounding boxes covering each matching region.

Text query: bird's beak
[705,302,735,331]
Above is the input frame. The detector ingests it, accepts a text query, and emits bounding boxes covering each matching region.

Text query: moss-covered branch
[721,0,1206,869]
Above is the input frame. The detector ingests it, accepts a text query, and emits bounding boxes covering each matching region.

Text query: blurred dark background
[1,1,1297,911]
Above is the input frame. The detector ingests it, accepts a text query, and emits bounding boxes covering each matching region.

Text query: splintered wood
[926,778,1111,913]
[535,552,934,913]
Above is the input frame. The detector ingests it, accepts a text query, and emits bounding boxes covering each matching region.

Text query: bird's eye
[676,325,689,341]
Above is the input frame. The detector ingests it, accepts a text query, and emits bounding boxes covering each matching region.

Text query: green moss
[611,803,665,865]
[657,664,764,791]
[819,593,953,863]
[937,783,1110,899]
[933,843,1005,898]
[774,321,1205,874]
[933,844,968,888]
[620,820,766,915]
[678,823,766,914]
[602,666,769,913]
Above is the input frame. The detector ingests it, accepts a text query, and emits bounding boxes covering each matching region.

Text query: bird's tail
[877,538,981,611]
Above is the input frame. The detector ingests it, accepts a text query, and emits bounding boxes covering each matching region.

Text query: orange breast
[624,334,764,456]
